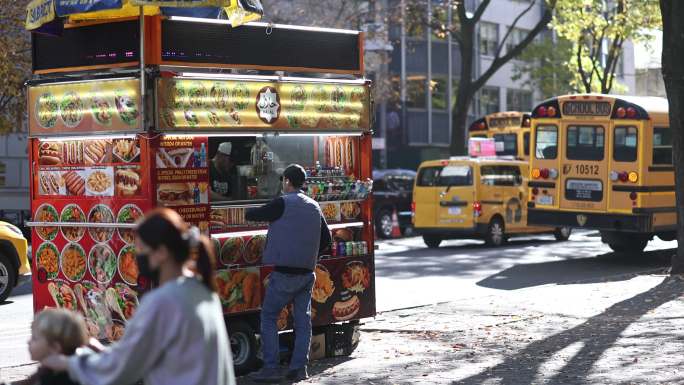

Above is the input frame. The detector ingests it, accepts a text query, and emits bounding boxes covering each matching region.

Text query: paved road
[0,231,676,378]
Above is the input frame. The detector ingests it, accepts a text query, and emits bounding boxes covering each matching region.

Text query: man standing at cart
[246,164,331,383]
[210,142,237,201]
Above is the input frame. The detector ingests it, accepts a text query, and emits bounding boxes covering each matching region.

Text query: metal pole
[447,0,453,149]
[426,0,432,144]
[379,0,389,168]
[400,0,407,148]
[139,7,146,132]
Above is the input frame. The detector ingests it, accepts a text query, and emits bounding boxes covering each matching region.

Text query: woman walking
[42,208,236,385]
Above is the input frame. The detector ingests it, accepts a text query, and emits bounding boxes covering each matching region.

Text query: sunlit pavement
[2,232,678,383]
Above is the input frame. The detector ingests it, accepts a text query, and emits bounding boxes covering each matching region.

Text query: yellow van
[412,157,571,248]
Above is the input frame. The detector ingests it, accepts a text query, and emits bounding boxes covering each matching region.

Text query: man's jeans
[261,271,316,370]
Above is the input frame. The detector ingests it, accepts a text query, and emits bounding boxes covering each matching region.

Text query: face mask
[136,253,159,293]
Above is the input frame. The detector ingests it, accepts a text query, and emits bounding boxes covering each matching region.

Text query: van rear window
[417,166,473,187]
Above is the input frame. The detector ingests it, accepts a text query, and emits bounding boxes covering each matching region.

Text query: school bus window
[481,165,522,187]
[653,126,673,165]
[535,125,558,159]
[523,132,530,156]
[494,134,517,156]
[417,166,472,187]
[566,125,604,161]
[613,126,637,162]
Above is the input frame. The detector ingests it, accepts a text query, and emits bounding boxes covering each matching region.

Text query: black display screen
[32,20,140,72]
[161,20,361,73]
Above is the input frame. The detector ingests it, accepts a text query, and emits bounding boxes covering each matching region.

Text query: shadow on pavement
[476,248,674,290]
[237,356,353,385]
[0,280,32,306]
[457,276,684,385]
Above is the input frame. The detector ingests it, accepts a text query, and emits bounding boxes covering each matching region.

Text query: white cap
[217,142,232,156]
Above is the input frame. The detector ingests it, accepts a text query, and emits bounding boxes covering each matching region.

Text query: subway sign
[562,101,612,116]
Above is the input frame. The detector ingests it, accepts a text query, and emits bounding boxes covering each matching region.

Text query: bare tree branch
[493,0,537,60]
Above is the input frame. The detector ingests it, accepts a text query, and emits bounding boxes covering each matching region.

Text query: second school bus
[468,111,532,160]
[526,94,673,253]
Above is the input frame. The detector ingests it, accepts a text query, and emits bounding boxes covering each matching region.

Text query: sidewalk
[242,269,684,384]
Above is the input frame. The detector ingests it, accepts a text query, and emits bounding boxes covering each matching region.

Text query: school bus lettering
[562,101,611,116]
[575,164,600,175]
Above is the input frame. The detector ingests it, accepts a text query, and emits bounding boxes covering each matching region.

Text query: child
[9,308,87,385]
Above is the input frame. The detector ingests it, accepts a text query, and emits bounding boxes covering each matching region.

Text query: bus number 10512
[575,164,600,175]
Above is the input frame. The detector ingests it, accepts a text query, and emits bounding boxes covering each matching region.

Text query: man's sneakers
[250,367,283,383]
[285,366,309,382]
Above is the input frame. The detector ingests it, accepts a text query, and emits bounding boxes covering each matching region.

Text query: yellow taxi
[0,221,30,302]
[412,157,571,248]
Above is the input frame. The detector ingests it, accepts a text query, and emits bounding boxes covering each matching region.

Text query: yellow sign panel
[29,78,142,137]
[157,78,371,132]
[26,0,56,30]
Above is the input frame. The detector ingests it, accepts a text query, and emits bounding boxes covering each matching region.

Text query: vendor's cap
[282,164,307,188]
[217,142,232,156]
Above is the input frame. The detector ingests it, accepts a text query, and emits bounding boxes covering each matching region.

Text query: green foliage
[0,1,31,132]
[512,35,577,99]
[551,0,661,94]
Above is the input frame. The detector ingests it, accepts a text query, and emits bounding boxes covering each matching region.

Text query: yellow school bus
[527,94,673,253]
[412,157,571,248]
[468,111,532,160]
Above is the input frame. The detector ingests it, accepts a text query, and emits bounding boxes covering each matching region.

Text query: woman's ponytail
[192,235,217,292]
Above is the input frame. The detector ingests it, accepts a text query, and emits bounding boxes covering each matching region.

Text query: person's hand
[87,337,105,353]
[41,354,69,372]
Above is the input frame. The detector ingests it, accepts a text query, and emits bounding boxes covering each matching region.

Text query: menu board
[156,78,371,132]
[28,78,141,136]
[31,135,150,343]
[151,135,210,232]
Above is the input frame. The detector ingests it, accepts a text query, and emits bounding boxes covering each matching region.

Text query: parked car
[373,169,416,238]
[0,220,29,302]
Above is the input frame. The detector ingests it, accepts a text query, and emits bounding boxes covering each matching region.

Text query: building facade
[379,0,636,170]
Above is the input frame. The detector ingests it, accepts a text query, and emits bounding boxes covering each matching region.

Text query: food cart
[26,10,375,374]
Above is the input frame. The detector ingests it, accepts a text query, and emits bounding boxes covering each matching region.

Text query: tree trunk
[660,0,684,274]
[450,23,475,155]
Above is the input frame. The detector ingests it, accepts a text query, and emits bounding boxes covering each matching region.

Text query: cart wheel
[423,235,442,248]
[0,254,17,303]
[554,227,572,241]
[485,218,506,247]
[228,320,258,375]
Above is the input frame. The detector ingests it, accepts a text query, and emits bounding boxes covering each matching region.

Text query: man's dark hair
[283,164,307,188]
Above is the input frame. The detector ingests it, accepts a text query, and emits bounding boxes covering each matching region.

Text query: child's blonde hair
[33,308,88,355]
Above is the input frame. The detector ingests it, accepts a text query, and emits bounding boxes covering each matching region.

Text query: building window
[505,27,529,54]
[480,87,500,115]
[506,89,532,111]
[431,78,447,110]
[479,22,498,56]
[407,76,427,109]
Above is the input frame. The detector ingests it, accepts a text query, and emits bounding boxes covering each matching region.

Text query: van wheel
[485,218,506,247]
[608,238,647,255]
[228,320,258,375]
[375,210,394,239]
[423,235,442,248]
[0,254,17,303]
[554,227,572,241]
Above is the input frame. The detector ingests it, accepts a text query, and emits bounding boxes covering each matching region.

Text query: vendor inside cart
[210,142,238,201]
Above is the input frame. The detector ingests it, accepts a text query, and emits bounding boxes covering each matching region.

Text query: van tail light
[473,201,482,217]
[411,201,416,215]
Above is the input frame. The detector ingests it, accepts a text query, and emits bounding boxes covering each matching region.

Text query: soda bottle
[331,242,337,257]
[200,142,207,167]
[338,242,346,256]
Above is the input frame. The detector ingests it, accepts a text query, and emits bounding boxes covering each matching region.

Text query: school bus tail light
[616,107,626,119]
[548,168,559,180]
[532,187,539,196]
[531,168,541,179]
[629,192,638,201]
[473,201,482,217]
[546,106,557,117]
[540,168,550,179]
[626,107,637,119]
[536,106,547,117]
[618,171,629,182]
[628,172,639,183]
[610,171,619,181]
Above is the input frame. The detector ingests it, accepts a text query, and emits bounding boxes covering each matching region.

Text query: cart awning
[25,0,262,30]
